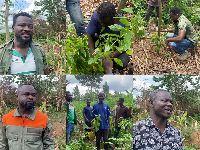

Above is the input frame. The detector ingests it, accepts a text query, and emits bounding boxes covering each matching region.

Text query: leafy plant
[150,33,166,53]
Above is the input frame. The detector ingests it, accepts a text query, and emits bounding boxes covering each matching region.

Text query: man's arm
[43,120,55,150]
[86,32,95,57]
[82,107,89,122]
[0,122,8,150]
[44,68,49,75]
[166,30,186,42]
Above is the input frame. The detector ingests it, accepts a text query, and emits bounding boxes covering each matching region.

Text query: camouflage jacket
[174,15,198,45]
[0,108,55,150]
[0,40,48,75]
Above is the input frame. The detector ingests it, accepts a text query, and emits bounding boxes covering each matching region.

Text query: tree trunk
[116,0,128,14]
[5,0,10,42]
[158,0,162,36]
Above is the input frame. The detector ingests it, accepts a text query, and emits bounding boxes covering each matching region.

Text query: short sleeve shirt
[92,103,111,129]
[174,15,198,45]
[86,11,126,36]
[82,106,93,122]
[133,117,184,150]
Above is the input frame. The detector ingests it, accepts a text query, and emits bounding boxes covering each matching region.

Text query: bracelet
[165,29,167,32]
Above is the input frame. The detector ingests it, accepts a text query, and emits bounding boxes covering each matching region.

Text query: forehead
[18,85,36,93]
[98,93,105,97]
[15,16,33,24]
[66,93,72,96]
[156,91,172,99]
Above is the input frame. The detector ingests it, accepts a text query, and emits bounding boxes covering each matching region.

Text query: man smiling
[0,12,49,75]
[133,89,184,150]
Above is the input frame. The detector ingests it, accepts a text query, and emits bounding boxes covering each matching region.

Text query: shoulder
[133,119,146,127]
[168,122,181,134]
[31,41,45,53]
[0,40,13,50]
[36,110,48,120]
[3,109,16,119]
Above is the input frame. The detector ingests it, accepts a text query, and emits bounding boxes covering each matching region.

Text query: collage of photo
[0,0,200,150]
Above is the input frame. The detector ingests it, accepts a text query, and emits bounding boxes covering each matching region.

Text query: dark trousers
[95,129,109,150]
[93,35,130,70]
[144,5,159,26]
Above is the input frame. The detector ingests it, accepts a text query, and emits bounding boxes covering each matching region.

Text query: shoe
[177,50,191,60]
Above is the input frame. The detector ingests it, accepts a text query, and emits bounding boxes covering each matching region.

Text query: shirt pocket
[6,133,21,150]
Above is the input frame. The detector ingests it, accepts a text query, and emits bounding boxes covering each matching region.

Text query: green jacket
[0,108,55,150]
[0,40,48,75]
[66,102,77,125]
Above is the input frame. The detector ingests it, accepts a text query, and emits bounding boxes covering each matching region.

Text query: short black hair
[170,7,181,15]
[150,89,169,102]
[13,12,32,27]
[66,91,71,97]
[17,83,34,94]
[119,98,124,102]
[97,2,116,21]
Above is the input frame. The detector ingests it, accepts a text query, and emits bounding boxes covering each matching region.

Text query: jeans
[66,123,74,145]
[66,0,86,36]
[144,5,159,26]
[166,33,196,54]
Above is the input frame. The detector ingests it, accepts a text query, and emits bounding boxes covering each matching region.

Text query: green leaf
[88,58,98,64]
[122,8,133,14]
[126,50,133,55]
[119,19,130,26]
[109,24,124,31]
[114,58,123,67]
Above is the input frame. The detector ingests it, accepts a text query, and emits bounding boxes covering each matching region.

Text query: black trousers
[144,5,159,26]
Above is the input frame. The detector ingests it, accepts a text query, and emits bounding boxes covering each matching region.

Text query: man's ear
[149,100,154,108]
[15,94,18,101]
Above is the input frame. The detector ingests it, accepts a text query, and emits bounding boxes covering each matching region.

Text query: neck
[18,107,34,117]
[150,112,167,133]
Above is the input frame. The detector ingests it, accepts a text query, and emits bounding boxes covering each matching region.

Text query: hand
[160,28,165,32]
[102,56,113,74]
[86,119,89,123]
[146,0,148,7]
[165,41,170,47]
[109,126,111,132]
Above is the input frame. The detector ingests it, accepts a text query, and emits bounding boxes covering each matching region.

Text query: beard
[16,33,32,45]
[20,101,35,109]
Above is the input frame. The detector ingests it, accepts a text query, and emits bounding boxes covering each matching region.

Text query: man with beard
[132,89,184,150]
[0,12,49,75]
[0,83,55,150]
[162,7,198,60]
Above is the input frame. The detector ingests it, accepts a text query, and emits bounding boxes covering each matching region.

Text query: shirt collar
[13,107,37,120]
[145,116,170,128]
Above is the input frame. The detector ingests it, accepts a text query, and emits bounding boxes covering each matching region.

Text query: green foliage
[150,33,166,53]
[0,32,14,44]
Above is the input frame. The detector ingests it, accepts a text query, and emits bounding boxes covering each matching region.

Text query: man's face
[66,92,73,102]
[97,15,114,27]
[12,16,33,45]
[16,85,36,110]
[87,101,91,106]
[170,13,179,22]
[151,91,173,120]
[117,99,123,106]
[98,93,105,103]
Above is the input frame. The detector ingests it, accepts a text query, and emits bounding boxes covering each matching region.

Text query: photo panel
[0,75,66,149]
[133,75,200,149]
[66,75,133,149]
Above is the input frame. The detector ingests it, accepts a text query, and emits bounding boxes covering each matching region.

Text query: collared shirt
[66,102,77,125]
[0,40,48,75]
[83,106,93,123]
[133,117,184,150]
[10,48,36,75]
[0,108,55,150]
[174,15,198,45]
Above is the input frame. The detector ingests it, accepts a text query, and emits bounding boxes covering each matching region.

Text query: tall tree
[72,85,81,101]
[34,0,66,33]
[103,82,109,94]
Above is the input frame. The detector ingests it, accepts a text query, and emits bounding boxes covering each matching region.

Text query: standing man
[0,83,55,150]
[144,0,167,30]
[86,2,130,73]
[83,100,93,134]
[66,91,78,145]
[114,98,132,138]
[0,12,49,75]
[163,7,198,60]
[66,0,86,37]
[133,89,184,149]
[92,92,111,150]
